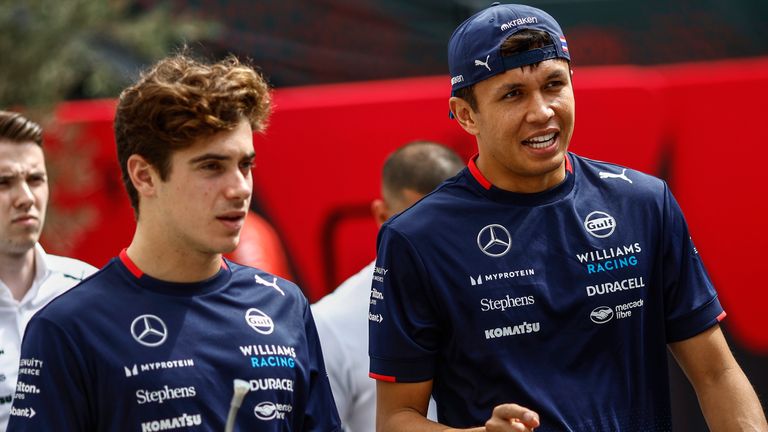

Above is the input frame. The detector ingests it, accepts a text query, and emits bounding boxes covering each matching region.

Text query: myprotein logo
[124,359,195,378]
[254,401,293,421]
[246,308,274,335]
[584,211,616,238]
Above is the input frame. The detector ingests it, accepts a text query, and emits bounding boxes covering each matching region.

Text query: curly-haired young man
[7,54,341,432]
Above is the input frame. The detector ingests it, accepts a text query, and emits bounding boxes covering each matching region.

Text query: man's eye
[546,80,564,89]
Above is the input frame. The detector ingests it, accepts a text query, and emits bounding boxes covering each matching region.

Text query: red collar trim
[468,153,573,190]
[468,154,492,190]
[120,248,228,277]
[119,248,143,278]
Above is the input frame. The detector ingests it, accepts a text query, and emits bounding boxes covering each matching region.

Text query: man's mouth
[522,132,557,149]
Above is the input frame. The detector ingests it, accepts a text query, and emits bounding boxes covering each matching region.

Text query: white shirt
[0,244,97,431]
[312,261,435,432]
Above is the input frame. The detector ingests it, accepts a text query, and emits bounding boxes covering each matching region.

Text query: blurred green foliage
[0,0,218,109]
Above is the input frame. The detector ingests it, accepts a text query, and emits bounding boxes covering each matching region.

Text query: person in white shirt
[0,111,97,430]
[312,141,464,432]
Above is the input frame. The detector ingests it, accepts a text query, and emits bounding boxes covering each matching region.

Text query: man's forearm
[378,409,483,432]
[697,367,768,431]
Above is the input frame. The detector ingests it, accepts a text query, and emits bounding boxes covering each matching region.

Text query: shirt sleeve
[7,317,92,431]
[368,225,440,383]
[661,183,724,342]
[301,303,342,432]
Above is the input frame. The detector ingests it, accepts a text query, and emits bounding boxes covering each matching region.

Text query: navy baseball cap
[448,2,570,96]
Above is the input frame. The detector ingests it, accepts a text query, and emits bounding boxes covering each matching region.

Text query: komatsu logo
[484,321,540,339]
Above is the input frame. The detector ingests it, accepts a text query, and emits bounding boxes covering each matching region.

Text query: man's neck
[126,231,222,283]
[0,247,37,302]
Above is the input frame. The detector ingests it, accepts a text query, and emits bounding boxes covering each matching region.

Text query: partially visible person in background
[0,110,97,431]
[312,141,464,432]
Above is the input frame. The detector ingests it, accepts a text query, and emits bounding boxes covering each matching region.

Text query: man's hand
[485,404,540,432]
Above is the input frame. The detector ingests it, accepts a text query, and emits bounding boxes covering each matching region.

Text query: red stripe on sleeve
[716,311,727,322]
[369,372,396,382]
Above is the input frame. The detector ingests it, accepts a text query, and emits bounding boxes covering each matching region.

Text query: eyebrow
[188,151,256,164]
[494,70,569,94]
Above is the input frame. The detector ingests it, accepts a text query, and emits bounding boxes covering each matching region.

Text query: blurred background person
[0,110,97,431]
[312,141,464,432]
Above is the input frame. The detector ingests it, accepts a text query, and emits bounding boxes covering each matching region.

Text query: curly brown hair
[0,110,43,146]
[114,53,272,214]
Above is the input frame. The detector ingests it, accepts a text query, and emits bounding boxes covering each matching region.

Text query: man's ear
[370,199,390,227]
[449,96,480,136]
[127,154,159,198]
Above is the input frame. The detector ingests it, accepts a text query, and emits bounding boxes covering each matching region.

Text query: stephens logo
[245,309,274,335]
[136,385,196,405]
[590,306,614,324]
[584,211,616,238]
[477,224,512,257]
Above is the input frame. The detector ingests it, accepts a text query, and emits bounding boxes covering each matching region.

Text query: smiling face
[146,119,255,256]
[0,140,49,258]
[451,59,575,193]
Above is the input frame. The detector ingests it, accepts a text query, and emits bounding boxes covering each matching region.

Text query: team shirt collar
[118,248,231,296]
[466,152,575,206]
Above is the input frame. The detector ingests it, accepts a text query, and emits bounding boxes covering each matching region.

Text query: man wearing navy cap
[369,3,767,431]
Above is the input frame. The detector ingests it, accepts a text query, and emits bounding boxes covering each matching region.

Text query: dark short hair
[114,53,272,214]
[381,141,464,205]
[0,110,43,146]
[454,29,557,112]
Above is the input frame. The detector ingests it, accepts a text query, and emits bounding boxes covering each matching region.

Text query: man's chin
[0,239,38,257]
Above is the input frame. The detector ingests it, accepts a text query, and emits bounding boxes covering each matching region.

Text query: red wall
[41,57,768,353]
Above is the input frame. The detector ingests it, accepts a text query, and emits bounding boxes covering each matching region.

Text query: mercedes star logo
[477,224,512,257]
[130,314,168,347]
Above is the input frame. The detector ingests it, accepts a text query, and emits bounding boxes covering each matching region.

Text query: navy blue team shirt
[369,153,724,432]
[8,251,341,432]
